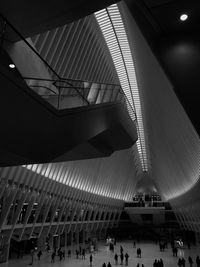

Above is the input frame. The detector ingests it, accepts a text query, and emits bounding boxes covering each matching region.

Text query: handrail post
[57,80,61,110]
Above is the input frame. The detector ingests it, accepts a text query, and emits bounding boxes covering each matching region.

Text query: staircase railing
[0,14,136,120]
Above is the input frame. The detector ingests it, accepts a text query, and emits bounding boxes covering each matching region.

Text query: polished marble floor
[2,240,200,267]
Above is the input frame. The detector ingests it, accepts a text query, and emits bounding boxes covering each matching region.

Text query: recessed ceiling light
[180,14,188,21]
[9,63,15,69]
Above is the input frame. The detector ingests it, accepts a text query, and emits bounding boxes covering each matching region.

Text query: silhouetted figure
[196,256,200,267]
[137,248,141,258]
[189,256,193,267]
[107,262,112,267]
[120,253,124,265]
[178,258,182,267]
[125,253,129,266]
[90,254,93,266]
[120,246,123,254]
[153,259,157,267]
[136,264,140,267]
[68,249,71,258]
[173,247,178,257]
[37,250,42,260]
[82,248,86,259]
[59,250,63,261]
[114,253,118,265]
[62,250,65,259]
[29,249,34,265]
[76,249,79,259]
[102,263,107,267]
[51,252,55,263]
[182,257,186,267]
[160,258,164,267]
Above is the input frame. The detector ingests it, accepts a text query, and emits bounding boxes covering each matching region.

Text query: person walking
[137,248,141,258]
[51,251,55,263]
[120,253,124,265]
[188,256,193,267]
[153,259,157,267]
[82,248,86,259]
[182,257,186,267]
[196,256,200,267]
[125,253,129,266]
[37,250,42,260]
[90,254,93,266]
[178,258,182,267]
[114,253,118,265]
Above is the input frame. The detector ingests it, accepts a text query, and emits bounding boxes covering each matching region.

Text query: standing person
[108,262,112,267]
[37,250,42,260]
[120,246,123,254]
[51,251,55,263]
[82,248,86,259]
[68,249,71,258]
[137,248,141,258]
[178,258,182,267]
[188,256,193,267]
[30,249,34,265]
[76,249,79,259]
[174,247,178,257]
[114,253,118,265]
[196,256,200,267]
[120,252,124,265]
[89,254,93,266]
[62,250,65,259]
[160,258,164,267]
[153,259,157,267]
[59,250,63,261]
[102,263,107,267]
[136,264,140,267]
[182,258,186,267]
[125,253,129,266]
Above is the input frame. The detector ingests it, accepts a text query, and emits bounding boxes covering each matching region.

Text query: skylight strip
[95,4,148,171]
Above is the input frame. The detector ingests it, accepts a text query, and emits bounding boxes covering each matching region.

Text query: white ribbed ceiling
[23,148,139,201]
[31,16,119,84]
[20,2,200,205]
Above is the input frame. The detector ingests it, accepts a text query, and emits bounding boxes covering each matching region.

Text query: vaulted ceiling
[0,0,200,208]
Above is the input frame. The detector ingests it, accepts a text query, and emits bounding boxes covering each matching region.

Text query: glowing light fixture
[180,14,188,21]
[9,63,15,69]
[95,4,148,171]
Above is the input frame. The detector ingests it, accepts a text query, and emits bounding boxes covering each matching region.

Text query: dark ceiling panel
[126,0,200,136]
[0,0,120,40]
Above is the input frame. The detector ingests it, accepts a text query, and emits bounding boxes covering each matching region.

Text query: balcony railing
[0,13,136,120]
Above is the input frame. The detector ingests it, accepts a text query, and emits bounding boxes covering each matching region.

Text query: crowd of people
[177,255,200,267]
[28,236,200,267]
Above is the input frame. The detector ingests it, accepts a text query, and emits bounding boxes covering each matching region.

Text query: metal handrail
[0,14,136,119]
